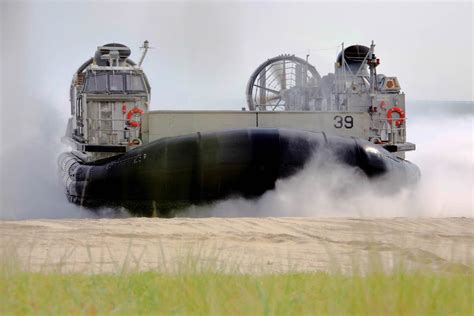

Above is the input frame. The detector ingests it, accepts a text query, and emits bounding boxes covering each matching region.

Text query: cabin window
[126,74,145,91]
[85,74,107,92]
[109,74,124,92]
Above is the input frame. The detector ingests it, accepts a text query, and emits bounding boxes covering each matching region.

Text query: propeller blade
[266,95,281,102]
[254,84,280,95]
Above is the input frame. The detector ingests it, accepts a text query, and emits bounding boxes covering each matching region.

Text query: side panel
[257,112,369,138]
[144,111,370,143]
[145,111,256,141]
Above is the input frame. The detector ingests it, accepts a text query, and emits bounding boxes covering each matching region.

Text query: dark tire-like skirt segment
[59,128,420,216]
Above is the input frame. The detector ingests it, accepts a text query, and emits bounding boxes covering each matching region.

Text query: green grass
[1,267,472,315]
[1,236,472,315]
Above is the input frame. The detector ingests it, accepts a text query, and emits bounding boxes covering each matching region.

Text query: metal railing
[370,117,407,144]
[86,118,141,145]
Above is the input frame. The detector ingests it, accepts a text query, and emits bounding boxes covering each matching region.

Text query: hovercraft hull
[59,128,419,216]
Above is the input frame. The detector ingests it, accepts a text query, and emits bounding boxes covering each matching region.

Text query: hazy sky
[1,1,472,115]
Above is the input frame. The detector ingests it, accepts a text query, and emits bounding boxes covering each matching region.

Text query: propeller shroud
[246,55,322,111]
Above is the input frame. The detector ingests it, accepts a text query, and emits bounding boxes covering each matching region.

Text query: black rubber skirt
[59,128,419,215]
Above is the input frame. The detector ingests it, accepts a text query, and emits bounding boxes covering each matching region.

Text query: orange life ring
[127,107,144,127]
[386,107,405,127]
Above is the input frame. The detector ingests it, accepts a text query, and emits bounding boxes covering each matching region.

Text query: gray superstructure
[64,41,414,163]
[246,41,415,156]
[65,42,151,162]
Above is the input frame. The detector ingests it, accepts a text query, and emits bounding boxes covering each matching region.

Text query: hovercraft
[60,41,419,216]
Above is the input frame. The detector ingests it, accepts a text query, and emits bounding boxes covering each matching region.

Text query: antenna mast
[138,40,150,67]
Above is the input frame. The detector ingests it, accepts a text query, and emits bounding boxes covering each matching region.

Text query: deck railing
[370,117,407,144]
[86,118,141,145]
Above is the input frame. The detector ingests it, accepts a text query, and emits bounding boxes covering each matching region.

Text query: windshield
[126,74,145,91]
[109,74,124,92]
[85,73,145,93]
[85,73,107,92]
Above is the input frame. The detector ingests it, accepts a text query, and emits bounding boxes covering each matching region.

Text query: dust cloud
[0,99,471,219]
[0,99,93,220]
[182,101,473,218]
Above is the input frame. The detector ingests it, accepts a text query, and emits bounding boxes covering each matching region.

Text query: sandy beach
[1,217,472,274]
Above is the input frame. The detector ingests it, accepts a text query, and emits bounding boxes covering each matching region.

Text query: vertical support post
[258,68,266,108]
[83,95,88,142]
[341,42,346,111]
[138,40,150,67]
[333,45,340,111]
[390,120,395,144]
[281,60,286,90]
[369,40,376,110]
[402,120,406,143]
[342,42,346,90]
[304,54,309,86]
[369,41,376,95]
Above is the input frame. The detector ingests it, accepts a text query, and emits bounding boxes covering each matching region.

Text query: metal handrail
[370,117,407,144]
[86,118,141,145]
[88,118,142,127]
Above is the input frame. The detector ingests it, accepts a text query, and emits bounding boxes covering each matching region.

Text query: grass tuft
[1,265,472,315]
